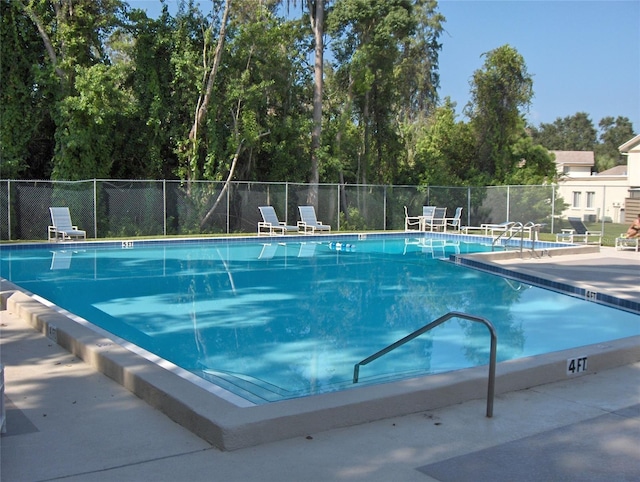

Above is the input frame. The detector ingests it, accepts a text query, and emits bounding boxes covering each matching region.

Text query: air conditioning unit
[583,214,596,223]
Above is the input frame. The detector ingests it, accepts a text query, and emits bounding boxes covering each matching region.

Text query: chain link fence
[0,178,612,241]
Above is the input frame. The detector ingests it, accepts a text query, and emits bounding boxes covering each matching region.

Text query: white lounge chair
[297,206,331,234]
[445,207,463,231]
[556,217,601,245]
[462,221,511,236]
[404,206,435,232]
[615,234,639,252]
[258,206,298,236]
[48,207,86,242]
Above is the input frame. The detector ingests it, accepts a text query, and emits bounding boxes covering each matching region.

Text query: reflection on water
[2,238,638,403]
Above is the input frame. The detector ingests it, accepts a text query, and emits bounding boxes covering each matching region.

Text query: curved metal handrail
[492,221,521,250]
[353,311,497,417]
[493,221,542,256]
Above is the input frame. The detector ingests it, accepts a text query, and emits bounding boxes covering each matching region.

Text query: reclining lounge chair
[615,234,639,252]
[48,207,86,242]
[298,206,331,234]
[556,217,601,245]
[258,206,298,236]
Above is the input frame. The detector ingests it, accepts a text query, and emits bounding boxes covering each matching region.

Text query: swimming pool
[2,235,638,405]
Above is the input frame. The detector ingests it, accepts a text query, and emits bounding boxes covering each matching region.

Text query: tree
[595,116,635,170]
[411,98,475,186]
[16,0,129,180]
[504,135,556,185]
[53,63,135,179]
[465,44,533,183]
[329,0,433,184]
[1,0,55,178]
[307,0,326,204]
[395,0,443,123]
[530,112,597,152]
[184,0,230,189]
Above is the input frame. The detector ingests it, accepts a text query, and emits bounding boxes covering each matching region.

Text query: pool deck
[2,246,639,481]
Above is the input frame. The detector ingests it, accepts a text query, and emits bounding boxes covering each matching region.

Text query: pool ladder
[352,311,497,417]
[492,221,543,257]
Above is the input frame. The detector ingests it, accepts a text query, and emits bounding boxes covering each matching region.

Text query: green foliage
[530,112,597,151]
[504,136,557,185]
[466,44,534,183]
[412,99,475,186]
[4,0,634,192]
[0,0,56,178]
[327,0,442,184]
[595,116,635,170]
[339,206,369,231]
[53,63,134,179]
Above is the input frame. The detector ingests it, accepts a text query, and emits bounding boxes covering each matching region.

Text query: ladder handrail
[492,221,521,249]
[492,221,542,255]
[352,311,497,417]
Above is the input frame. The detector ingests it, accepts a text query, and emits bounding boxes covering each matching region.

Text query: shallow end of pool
[2,277,639,451]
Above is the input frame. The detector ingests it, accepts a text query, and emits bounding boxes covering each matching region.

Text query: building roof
[551,150,595,166]
[618,134,640,153]
[596,165,627,176]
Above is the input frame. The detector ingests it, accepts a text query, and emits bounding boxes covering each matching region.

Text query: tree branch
[18,0,67,83]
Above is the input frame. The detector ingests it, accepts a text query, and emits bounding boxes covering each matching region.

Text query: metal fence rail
[0,178,605,241]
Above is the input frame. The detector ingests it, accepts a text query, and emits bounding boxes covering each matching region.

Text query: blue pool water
[1,236,639,403]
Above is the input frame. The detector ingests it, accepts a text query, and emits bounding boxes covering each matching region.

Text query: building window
[572,191,581,208]
[586,192,595,209]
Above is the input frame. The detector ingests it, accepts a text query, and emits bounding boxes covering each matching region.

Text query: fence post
[7,180,11,241]
[93,179,97,239]
[163,179,167,236]
[551,185,556,233]
[337,184,340,231]
[285,182,289,222]
[601,185,606,232]
[226,183,230,234]
[383,185,387,230]
[467,187,471,226]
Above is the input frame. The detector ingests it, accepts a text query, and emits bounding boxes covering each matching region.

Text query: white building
[554,135,640,224]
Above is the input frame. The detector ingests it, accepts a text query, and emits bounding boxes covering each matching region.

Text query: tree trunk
[186,0,232,189]
[20,1,67,83]
[306,0,323,206]
[199,141,243,230]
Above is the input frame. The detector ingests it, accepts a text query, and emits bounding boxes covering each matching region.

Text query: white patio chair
[297,206,331,234]
[445,207,463,231]
[48,207,86,242]
[404,206,435,232]
[258,206,298,236]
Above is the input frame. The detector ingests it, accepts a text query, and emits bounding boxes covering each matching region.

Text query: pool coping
[451,247,640,315]
[2,239,639,450]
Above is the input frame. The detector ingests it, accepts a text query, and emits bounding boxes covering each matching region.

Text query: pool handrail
[492,221,543,256]
[353,311,497,417]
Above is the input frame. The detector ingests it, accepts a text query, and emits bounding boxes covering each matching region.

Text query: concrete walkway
[1,247,639,481]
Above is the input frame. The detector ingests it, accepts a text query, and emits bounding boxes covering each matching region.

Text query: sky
[128,0,640,133]
[437,1,640,131]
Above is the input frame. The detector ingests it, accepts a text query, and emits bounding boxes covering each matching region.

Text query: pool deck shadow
[1,246,639,480]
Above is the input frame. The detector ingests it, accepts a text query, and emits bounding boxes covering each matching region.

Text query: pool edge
[2,278,639,451]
